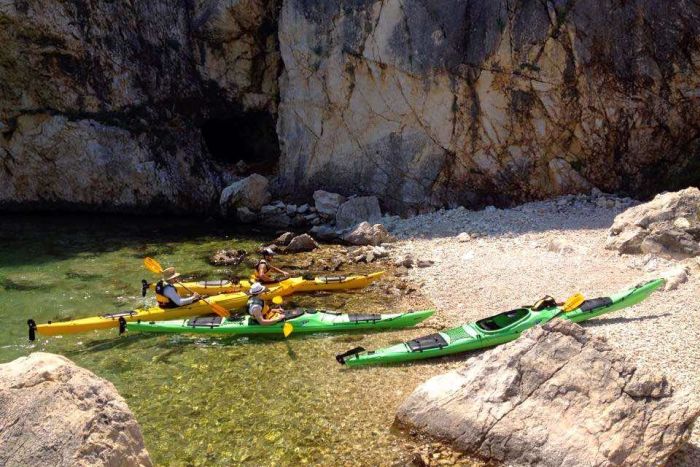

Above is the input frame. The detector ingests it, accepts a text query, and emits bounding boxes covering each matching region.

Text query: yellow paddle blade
[143,257,163,274]
[239,280,251,288]
[272,296,283,305]
[283,322,293,338]
[562,293,585,312]
[208,301,230,318]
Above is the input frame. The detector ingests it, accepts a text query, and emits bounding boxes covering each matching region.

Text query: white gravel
[384,194,700,465]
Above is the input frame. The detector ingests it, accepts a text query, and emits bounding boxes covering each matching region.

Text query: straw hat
[248,282,266,295]
[162,267,180,281]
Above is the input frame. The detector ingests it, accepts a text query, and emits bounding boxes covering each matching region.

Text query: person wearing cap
[155,267,202,308]
[246,282,285,325]
[254,248,290,284]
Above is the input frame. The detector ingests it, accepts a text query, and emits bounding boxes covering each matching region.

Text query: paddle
[270,296,293,337]
[143,257,230,318]
[561,293,585,312]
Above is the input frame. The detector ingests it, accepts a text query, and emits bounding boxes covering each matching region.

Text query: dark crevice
[201,112,280,175]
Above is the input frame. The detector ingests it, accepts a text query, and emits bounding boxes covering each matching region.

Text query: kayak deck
[338,278,665,367]
[30,283,290,338]
[145,272,385,297]
[126,308,435,336]
[31,273,385,339]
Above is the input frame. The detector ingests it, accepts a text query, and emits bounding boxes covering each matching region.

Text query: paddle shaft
[175,279,230,317]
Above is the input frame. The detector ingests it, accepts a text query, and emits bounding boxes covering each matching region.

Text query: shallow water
[0,214,477,466]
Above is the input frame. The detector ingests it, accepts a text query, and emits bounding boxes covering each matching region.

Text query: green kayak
[126,308,435,336]
[336,278,665,367]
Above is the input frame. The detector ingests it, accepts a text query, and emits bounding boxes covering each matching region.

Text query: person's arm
[270,265,289,275]
[163,286,199,307]
[251,306,284,325]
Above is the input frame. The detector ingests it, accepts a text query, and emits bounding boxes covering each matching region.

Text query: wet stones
[209,249,246,266]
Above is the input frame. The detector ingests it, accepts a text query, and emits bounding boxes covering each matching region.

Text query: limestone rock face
[0,114,219,211]
[0,352,152,467]
[606,187,700,258]
[396,320,699,467]
[277,0,700,213]
[0,0,279,212]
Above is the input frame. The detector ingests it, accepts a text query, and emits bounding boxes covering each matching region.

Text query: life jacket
[247,296,271,319]
[254,259,270,279]
[155,280,176,308]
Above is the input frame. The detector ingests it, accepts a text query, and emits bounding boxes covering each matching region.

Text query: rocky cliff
[0,0,279,212]
[1,0,698,214]
[277,0,700,213]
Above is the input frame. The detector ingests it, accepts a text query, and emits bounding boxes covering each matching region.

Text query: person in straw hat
[246,282,285,325]
[155,267,202,308]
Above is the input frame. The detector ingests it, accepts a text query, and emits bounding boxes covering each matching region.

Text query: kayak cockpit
[476,308,530,331]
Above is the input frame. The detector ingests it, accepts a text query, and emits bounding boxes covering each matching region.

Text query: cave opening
[201,111,280,175]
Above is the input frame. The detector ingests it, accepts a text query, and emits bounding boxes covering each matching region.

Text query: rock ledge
[396,320,699,467]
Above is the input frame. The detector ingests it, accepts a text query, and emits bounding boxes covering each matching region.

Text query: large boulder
[0,352,152,466]
[335,196,382,229]
[606,188,700,258]
[343,222,395,246]
[313,190,346,217]
[272,231,295,246]
[396,320,699,467]
[286,233,319,252]
[220,174,271,214]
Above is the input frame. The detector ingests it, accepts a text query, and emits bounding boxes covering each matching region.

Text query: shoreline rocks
[209,249,246,266]
[220,174,272,214]
[606,187,700,259]
[396,320,699,467]
[286,233,319,252]
[343,222,395,246]
[0,352,152,467]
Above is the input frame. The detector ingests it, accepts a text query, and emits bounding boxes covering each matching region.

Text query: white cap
[249,282,266,295]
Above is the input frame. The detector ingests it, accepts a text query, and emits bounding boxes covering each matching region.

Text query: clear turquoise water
[0,215,474,466]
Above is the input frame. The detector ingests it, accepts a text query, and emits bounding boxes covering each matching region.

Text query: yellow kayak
[144,279,242,296]
[29,273,384,338]
[145,272,385,296]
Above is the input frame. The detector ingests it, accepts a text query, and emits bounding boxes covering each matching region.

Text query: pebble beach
[383,194,700,464]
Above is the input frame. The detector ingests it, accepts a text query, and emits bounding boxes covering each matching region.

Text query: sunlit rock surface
[0,352,152,467]
[277,0,700,213]
[396,320,700,466]
[1,0,699,213]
